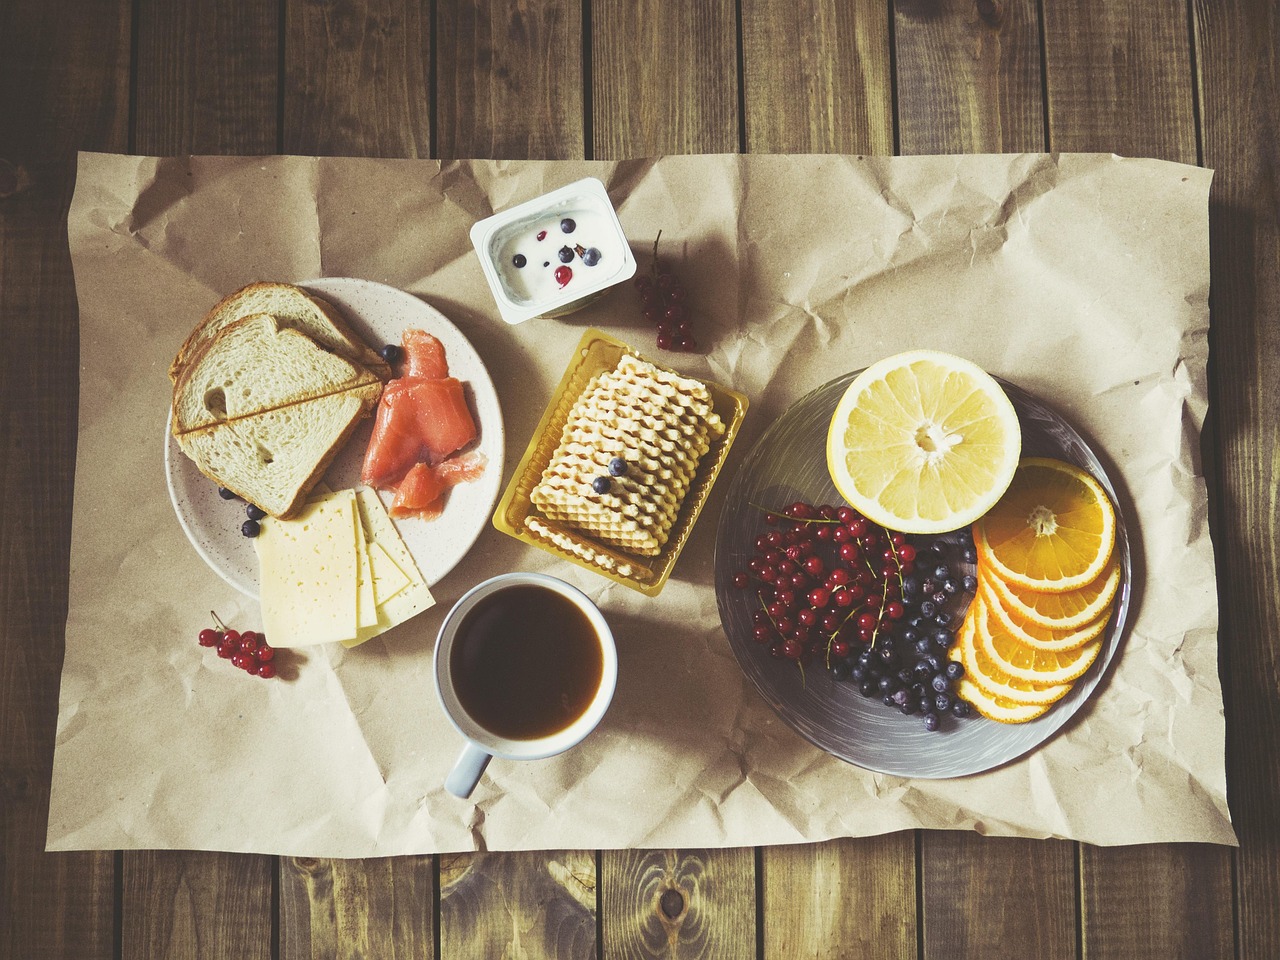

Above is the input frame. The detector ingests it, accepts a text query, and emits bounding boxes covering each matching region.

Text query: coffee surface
[451,585,603,740]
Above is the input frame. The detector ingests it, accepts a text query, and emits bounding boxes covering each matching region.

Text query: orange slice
[952,612,1072,707]
[977,575,1110,652]
[825,350,1021,534]
[954,677,1050,724]
[974,457,1116,592]
[981,557,1121,630]
[972,595,1102,685]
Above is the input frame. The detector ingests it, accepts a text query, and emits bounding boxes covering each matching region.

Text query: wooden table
[3,1,1275,956]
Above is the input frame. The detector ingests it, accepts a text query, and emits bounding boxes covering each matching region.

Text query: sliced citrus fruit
[954,676,1050,724]
[972,596,1102,685]
[952,612,1072,707]
[825,350,1021,535]
[981,557,1121,630]
[973,457,1116,592]
[977,575,1110,652]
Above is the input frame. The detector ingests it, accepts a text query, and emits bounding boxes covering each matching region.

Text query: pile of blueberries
[837,531,980,731]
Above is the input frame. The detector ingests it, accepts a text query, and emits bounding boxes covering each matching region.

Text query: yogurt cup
[470,177,636,324]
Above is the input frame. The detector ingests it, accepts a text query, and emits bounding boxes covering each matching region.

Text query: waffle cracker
[530,355,724,557]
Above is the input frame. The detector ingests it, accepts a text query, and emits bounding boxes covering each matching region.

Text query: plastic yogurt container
[470,177,637,324]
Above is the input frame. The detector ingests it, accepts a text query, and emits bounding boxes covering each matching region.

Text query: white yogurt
[471,178,636,324]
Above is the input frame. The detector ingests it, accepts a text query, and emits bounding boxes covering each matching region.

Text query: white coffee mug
[434,572,618,799]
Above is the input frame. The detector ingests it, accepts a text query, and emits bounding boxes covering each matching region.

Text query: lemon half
[825,350,1021,534]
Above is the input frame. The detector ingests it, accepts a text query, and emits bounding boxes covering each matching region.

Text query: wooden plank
[1193,2,1280,957]
[280,856,434,960]
[0,0,129,956]
[1080,845,1233,959]
[599,849,755,959]
[434,0,584,159]
[739,0,893,155]
[439,851,597,959]
[1041,3,1235,958]
[889,4,1078,955]
[125,2,280,956]
[591,0,739,157]
[762,835,915,960]
[134,0,279,154]
[122,852,273,959]
[894,0,1045,153]
[283,0,432,158]
[1042,0,1197,161]
[923,834,1077,959]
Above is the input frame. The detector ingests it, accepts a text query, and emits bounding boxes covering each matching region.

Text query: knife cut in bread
[169,281,392,384]
[177,393,374,519]
[171,312,384,518]
[171,312,383,436]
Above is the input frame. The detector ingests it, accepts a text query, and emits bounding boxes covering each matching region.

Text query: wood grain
[894,0,1046,153]
[134,0,280,155]
[122,852,273,959]
[600,848,755,959]
[739,0,893,155]
[761,835,915,960]
[1194,2,1280,957]
[280,856,434,959]
[922,834,1077,960]
[591,0,739,157]
[283,0,432,158]
[439,850,597,959]
[1080,844,1234,959]
[0,0,129,956]
[1042,0,1197,160]
[435,0,584,159]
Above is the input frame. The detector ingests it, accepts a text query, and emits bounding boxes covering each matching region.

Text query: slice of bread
[171,313,383,436]
[176,393,373,519]
[169,281,392,383]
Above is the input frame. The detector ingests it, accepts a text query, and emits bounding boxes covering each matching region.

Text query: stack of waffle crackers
[529,354,726,564]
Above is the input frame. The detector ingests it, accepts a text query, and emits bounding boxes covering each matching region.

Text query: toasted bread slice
[170,281,392,383]
[176,393,374,518]
[171,313,382,436]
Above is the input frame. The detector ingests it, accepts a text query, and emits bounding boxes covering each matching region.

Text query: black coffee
[450,585,604,740]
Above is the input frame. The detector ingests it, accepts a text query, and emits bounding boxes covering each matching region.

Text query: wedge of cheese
[254,487,435,647]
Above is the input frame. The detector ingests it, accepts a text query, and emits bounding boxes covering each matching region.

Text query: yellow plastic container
[492,329,748,596]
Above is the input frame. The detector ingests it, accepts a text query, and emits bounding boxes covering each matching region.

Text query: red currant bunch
[634,232,699,352]
[198,612,277,679]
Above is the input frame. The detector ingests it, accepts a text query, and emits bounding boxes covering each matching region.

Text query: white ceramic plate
[164,277,505,597]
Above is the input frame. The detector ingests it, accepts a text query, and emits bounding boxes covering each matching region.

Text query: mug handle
[445,743,492,798]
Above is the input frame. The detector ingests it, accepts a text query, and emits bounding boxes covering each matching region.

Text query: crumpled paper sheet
[49,152,1235,855]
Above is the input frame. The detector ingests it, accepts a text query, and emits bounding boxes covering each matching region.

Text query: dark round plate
[713,373,1132,778]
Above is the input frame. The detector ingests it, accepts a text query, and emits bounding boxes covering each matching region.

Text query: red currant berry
[885,601,906,620]
[198,628,221,647]
[857,612,878,632]
[223,629,241,646]
[831,639,851,658]
[216,639,236,659]
[754,625,773,643]
[797,607,817,627]
[554,265,573,287]
[257,662,276,679]
[732,571,750,588]
[808,587,831,608]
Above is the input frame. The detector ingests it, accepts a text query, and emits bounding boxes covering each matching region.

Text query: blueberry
[608,457,628,476]
[877,675,897,693]
[943,578,959,594]
[936,611,954,626]
[962,547,977,563]
[920,600,937,618]
[962,574,978,592]
[945,661,965,681]
[882,694,896,707]
[241,519,261,538]
[591,476,611,494]
[934,564,951,580]
[850,666,865,681]
[512,253,527,268]
[859,679,877,697]
[899,700,918,715]
[921,579,938,595]
[951,700,972,718]
[581,247,602,266]
[829,662,850,681]
[245,503,266,521]
[892,689,910,707]
[922,712,941,732]
[902,576,920,597]
[560,217,576,233]
[379,343,403,364]
[558,245,574,263]
[934,693,953,712]
[933,627,954,647]
[931,674,951,693]
[218,487,238,500]
[913,638,933,658]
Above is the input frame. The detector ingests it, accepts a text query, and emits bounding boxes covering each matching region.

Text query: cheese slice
[255,490,360,647]
[367,540,411,609]
[342,488,436,648]
[353,508,379,631]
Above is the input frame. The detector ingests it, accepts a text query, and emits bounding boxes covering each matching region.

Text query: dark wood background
[2,0,1275,956]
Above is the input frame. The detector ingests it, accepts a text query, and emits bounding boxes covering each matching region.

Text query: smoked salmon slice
[390,451,489,519]
[360,330,485,513]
